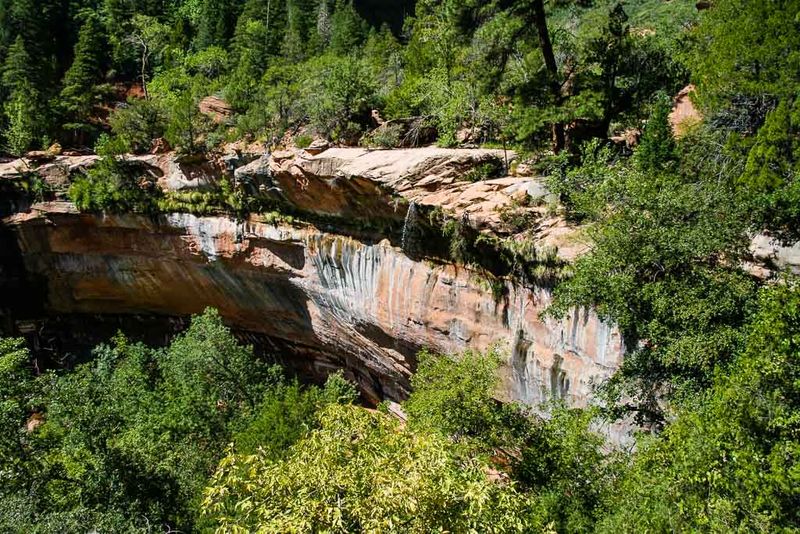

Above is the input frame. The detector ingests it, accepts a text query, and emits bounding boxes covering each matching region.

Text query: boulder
[670,85,701,137]
[24,151,55,163]
[304,139,330,155]
[234,154,273,184]
[750,234,800,274]
[199,95,233,123]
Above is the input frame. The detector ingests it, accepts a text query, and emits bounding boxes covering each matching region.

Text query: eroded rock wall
[5,203,623,406]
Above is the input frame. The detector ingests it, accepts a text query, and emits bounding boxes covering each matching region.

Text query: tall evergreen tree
[233,0,287,62]
[6,0,69,87]
[0,0,13,59]
[1,35,30,97]
[283,0,318,61]
[197,0,243,48]
[2,36,43,153]
[329,0,368,55]
[60,12,107,141]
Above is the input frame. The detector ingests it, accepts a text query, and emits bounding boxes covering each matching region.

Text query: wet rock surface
[4,204,623,407]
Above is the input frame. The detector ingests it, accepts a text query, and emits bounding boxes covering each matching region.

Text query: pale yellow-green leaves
[202,404,531,533]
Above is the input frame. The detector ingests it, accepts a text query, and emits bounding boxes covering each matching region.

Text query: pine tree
[229,0,289,106]
[283,0,317,61]
[2,36,43,154]
[634,93,676,172]
[60,13,107,135]
[6,0,67,87]
[1,35,30,96]
[197,0,243,48]
[233,0,287,62]
[329,0,368,55]
[0,0,14,56]
[742,99,799,191]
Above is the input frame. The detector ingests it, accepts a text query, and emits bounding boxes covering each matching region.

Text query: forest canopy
[0,0,696,154]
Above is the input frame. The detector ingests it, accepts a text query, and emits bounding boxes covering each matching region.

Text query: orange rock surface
[6,203,623,407]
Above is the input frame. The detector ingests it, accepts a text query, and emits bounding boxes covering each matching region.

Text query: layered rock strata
[5,202,623,407]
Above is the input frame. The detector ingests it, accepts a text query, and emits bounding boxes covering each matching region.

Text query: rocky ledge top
[1,145,589,261]
[4,144,799,273]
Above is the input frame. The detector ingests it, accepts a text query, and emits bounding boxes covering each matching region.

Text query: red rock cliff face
[6,203,623,406]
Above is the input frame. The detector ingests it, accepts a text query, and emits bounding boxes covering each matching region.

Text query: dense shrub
[0,309,356,532]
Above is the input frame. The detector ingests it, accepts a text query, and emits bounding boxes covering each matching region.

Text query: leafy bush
[362,122,403,148]
[232,373,357,459]
[0,309,356,532]
[294,134,313,148]
[108,99,167,153]
[518,406,619,533]
[600,281,800,532]
[404,346,526,447]
[68,154,163,214]
[303,54,380,142]
[549,132,756,422]
[202,404,534,533]
[463,160,504,183]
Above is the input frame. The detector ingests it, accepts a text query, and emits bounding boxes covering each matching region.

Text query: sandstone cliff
[1,146,621,412]
[6,203,622,407]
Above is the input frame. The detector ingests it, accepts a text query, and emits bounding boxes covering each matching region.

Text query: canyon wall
[1,146,625,410]
[6,203,623,407]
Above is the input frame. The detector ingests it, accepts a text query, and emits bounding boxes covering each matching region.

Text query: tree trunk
[532,0,565,153]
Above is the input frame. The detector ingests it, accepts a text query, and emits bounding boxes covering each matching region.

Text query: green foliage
[4,1,800,532]
[164,91,204,152]
[108,98,167,153]
[202,403,534,533]
[294,133,313,148]
[329,0,368,54]
[362,122,403,148]
[518,406,619,533]
[405,347,526,447]
[739,98,800,242]
[442,213,478,265]
[305,54,378,141]
[463,161,503,183]
[547,139,619,221]
[60,12,107,140]
[2,36,45,153]
[68,149,162,214]
[230,63,304,138]
[0,309,354,532]
[600,281,800,532]
[233,372,357,459]
[0,0,695,154]
[688,0,800,110]
[549,145,754,420]
[634,92,676,172]
[196,0,241,48]
[0,337,34,488]
[3,89,38,155]
[742,100,798,191]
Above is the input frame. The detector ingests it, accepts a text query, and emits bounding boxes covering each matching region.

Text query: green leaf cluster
[0,309,355,532]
